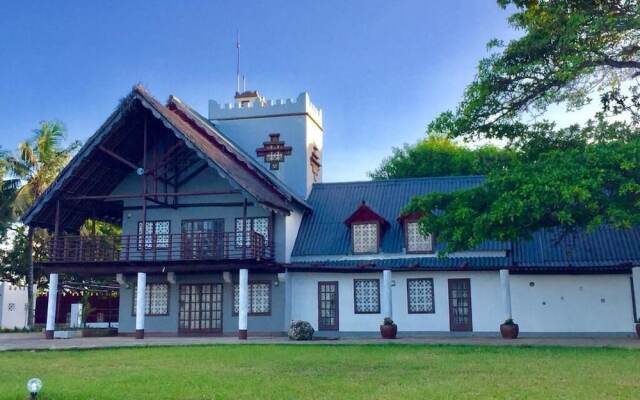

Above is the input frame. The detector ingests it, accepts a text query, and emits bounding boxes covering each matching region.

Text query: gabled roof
[23,85,308,229]
[292,175,639,272]
[292,176,508,257]
[344,201,389,227]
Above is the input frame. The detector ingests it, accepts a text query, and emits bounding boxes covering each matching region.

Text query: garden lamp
[26,378,42,399]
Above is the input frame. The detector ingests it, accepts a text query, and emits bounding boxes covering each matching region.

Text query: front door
[318,281,339,330]
[178,284,223,335]
[448,279,472,332]
[181,219,225,260]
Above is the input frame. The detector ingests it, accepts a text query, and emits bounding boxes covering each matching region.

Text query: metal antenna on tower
[236,30,241,94]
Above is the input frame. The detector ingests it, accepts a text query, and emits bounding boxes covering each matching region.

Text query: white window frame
[352,222,379,254]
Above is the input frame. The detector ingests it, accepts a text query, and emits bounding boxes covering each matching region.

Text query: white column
[499,269,512,322]
[382,270,393,320]
[45,273,59,339]
[238,268,249,339]
[282,271,292,331]
[135,272,146,339]
[632,267,640,322]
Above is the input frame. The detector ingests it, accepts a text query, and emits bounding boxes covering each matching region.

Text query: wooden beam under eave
[99,145,139,170]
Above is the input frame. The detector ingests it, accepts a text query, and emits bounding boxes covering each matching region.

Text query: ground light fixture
[26,378,42,399]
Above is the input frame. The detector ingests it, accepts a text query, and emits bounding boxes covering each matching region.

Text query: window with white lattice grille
[133,283,169,315]
[7,303,16,312]
[137,220,170,250]
[235,217,270,247]
[233,282,271,315]
[407,278,435,313]
[354,279,380,313]
[352,223,379,254]
[406,221,433,253]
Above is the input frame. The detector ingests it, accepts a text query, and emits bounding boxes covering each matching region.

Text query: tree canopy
[400,0,640,252]
[6,121,80,216]
[369,135,516,180]
[429,0,640,143]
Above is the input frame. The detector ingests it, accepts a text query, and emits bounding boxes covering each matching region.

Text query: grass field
[1,344,639,399]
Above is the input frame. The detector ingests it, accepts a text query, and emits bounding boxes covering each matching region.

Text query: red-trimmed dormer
[344,201,389,254]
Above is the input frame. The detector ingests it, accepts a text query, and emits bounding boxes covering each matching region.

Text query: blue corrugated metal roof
[513,225,640,267]
[292,176,509,257]
[292,176,639,272]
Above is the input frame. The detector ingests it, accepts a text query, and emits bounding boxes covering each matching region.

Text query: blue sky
[0,1,516,182]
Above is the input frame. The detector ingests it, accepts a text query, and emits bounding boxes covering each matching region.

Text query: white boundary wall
[289,271,636,334]
[0,282,30,329]
[511,274,634,333]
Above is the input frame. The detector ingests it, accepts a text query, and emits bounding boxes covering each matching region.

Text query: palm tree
[0,151,20,238]
[6,121,80,327]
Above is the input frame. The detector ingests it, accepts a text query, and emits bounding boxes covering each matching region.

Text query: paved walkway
[1,332,639,351]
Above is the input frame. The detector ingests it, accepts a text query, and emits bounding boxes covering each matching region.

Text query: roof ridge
[312,175,486,187]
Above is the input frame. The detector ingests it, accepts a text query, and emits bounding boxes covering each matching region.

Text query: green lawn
[1,344,638,399]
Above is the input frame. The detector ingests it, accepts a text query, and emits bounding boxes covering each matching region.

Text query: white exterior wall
[290,271,502,333]
[209,93,323,199]
[0,283,30,329]
[290,271,636,334]
[511,274,635,333]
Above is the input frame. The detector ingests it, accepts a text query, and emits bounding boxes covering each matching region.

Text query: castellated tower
[209,91,323,200]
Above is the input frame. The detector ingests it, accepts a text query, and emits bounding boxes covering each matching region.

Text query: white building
[23,85,640,339]
[0,282,30,330]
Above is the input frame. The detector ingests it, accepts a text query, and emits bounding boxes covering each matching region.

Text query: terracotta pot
[380,324,397,339]
[500,323,519,339]
[635,323,640,338]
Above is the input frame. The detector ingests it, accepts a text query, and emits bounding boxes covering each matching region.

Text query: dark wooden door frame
[318,281,339,331]
[178,283,223,335]
[448,278,473,332]
[631,277,637,323]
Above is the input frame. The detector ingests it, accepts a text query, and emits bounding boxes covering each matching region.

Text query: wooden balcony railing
[38,231,272,264]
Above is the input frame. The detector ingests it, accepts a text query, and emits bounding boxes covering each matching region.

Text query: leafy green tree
[429,0,640,142]
[0,225,29,282]
[403,0,640,252]
[5,121,80,327]
[369,135,516,180]
[406,130,640,251]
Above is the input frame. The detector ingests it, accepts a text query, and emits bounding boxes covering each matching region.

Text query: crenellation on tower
[209,91,323,199]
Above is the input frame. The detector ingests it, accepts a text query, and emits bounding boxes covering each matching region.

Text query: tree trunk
[26,225,35,329]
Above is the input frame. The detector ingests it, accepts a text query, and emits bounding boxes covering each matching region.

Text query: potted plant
[500,318,519,339]
[380,317,397,339]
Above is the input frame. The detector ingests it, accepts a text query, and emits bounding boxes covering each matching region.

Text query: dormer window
[352,222,379,254]
[399,212,434,254]
[406,221,433,253]
[344,201,388,255]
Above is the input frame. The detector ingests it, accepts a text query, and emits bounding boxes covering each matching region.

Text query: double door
[178,284,223,334]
